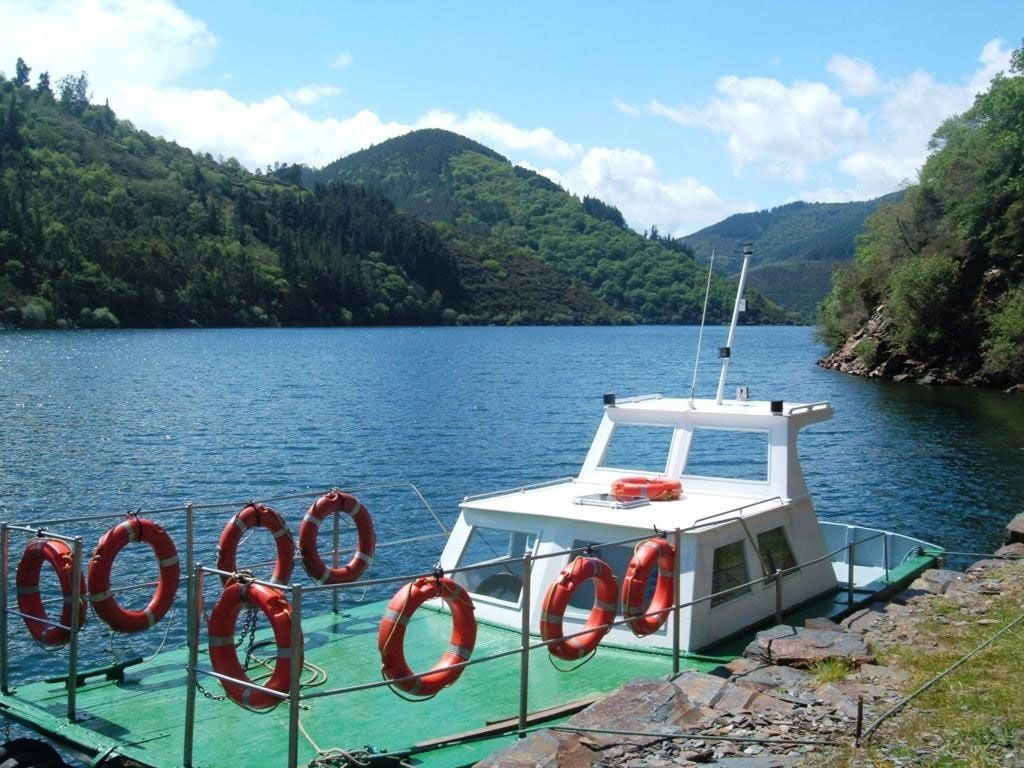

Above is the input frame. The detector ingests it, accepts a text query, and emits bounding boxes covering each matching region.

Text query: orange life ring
[87,517,180,633]
[378,576,477,696]
[298,491,375,584]
[540,556,618,660]
[16,538,87,646]
[207,582,301,709]
[217,503,294,586]
[610,476,682,501]
[621,537,676,636]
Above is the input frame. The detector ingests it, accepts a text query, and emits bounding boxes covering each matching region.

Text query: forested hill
[818,43,1024,389]
[312,129,792,324]
[682,195,900,320]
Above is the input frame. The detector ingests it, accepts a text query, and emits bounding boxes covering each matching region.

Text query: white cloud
[285,83,341,105]
[827,54,884,97]
[330,51,353,70]
[651,76,866,181]
[557,147,743,235]
[613,97,642,117]
[0,0,215,96]
[416,109,583,161]
[113,85,411,168]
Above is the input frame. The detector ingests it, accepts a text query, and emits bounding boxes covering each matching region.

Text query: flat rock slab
[1004,512,1024,544]
[723,659,811,692]
[475,729,598,768]
[910,568,964,594]
[744,625,875,668]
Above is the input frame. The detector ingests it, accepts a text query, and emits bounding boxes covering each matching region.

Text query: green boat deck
[0,551,938,768]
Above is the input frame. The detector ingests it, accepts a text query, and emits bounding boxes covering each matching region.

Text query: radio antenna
[689,249,716,406]
[716,243,752,404]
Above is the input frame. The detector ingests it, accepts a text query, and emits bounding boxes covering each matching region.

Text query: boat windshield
[599,424,674,474]
[454,526,537,604]
[684,427,769,481]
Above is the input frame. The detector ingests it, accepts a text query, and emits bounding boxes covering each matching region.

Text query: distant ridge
[683,194,902,319]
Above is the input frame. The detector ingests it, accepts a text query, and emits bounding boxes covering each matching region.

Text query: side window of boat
[684,428,769,481]
[599,424,674,473]
[710,540,750,607]
[455,526,537,603]
[756,527,797,575]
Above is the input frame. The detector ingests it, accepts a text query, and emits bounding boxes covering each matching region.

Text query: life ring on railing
[217,503,294,586]
[88,517,180,633]
[16,538,87,646]
[621,537,676,636]
[208,582,300,709]
[298,491,375,584]
[540,556,618,660]
[610,476,682,501]
[378,576,477,696]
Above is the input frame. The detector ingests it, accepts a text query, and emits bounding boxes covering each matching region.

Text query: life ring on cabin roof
[217,503,294,586]
[208,581,300,709]
[16,538,87,646]
[610,476,682,502]
[621,537,676,637]
[378,575,477,697]
[540,556,618,661]
[88,516,180,633]
[298,491,375,585]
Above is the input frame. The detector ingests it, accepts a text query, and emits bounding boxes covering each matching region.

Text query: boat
[0,245,941,768]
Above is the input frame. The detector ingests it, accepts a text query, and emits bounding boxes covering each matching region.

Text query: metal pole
[882,534,890,585]
[183,564,203,768]
[672,529,682,674]
[287,584,303,768]
[332,509,340,615]
[517,553,532,736]
[847,540,856,607]
[715,243,752,404]
[1,524,9,694]
[185,503,194,611]
[67,537,83,721]
[774,569,783,625]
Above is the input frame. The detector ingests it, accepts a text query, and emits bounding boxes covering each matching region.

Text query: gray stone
[995,542,1024,558]
[1004,512,1024,544]
[743,625,875,668]
[474,729,597,767]
[725,661,810,692]
[803,617,841,631]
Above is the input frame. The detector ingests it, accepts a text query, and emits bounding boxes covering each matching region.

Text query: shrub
[982,282,1024,382]
[854,338,880,368]
[887,254,959,353]
[19,297,53,328]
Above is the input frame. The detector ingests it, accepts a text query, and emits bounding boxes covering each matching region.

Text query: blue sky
[2,1,1022,233]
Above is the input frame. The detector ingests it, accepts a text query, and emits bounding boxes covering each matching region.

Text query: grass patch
[808,657,854,683]
[821,562,1024,767]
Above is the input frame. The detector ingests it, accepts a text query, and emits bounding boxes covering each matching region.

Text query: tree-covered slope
[0,65,619,328]
[818,43,1024,388]
[316,130,791,324]
[681,195,900,320]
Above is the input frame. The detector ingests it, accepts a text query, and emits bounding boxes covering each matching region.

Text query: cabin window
[566,541,638,616]
[599,424,674,474]
[684,428,769,482]
[455,526,537,603]
[710,540,750,607]
[756,527,796,574]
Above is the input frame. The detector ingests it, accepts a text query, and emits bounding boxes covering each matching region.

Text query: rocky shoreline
[816,308,1023,393]
[477,515,1024,768]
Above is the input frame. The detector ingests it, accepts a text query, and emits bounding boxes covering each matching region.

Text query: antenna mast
[689,249,716,405]
[715,243,752,405]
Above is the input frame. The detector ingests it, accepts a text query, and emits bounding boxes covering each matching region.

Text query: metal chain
[240,605,259,670]
[194,680,225,701]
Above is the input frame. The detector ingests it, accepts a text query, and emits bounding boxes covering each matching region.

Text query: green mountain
[682,195,900,320]
[818,43,1024,388]
[313,129,792,325]
[0,66,617,327]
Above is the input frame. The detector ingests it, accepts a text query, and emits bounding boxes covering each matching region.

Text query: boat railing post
[847,540,856,606]
[67,536,83,721]
[774,569,783,625]
[332,508,340,615]
[0,523,9,694]
[287,583,303,768]
[672,529,682,675]
[883,534,890,584]
[183,563,203,768]
[518,553,532,737]
[185,503,195,617]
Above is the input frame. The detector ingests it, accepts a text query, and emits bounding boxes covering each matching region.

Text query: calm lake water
[1,325,1023,674]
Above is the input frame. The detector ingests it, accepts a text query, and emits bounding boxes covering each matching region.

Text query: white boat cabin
[439,394,839,653]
